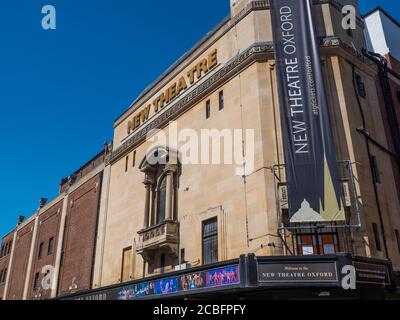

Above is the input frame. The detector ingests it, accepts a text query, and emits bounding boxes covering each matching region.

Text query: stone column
[92,165,111,289]
[143,183,151,229]
[165,173,173,221]
[51,193,69,298]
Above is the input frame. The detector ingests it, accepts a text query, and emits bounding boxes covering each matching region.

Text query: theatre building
[83,0,400,299]
[1,0,400,300]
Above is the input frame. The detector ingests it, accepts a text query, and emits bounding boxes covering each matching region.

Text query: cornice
[114,0,362,127]
[109,36,376,165]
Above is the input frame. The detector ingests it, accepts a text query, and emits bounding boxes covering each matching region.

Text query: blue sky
[0,0,399,238]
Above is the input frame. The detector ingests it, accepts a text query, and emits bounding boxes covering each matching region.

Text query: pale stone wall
[98,1,400,287]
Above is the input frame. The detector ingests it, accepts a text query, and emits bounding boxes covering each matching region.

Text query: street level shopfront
[60,254,398,300]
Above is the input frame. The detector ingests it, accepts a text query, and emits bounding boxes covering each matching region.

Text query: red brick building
[1,147,109,300]
[0,230,14,300]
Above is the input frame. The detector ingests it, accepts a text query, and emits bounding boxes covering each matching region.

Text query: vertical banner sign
[270,0,345,223]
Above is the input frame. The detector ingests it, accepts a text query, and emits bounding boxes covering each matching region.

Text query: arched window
[157,177,167,224]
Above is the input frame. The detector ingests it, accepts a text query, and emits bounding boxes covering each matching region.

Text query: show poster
[117,265,240,300]
[269,0,345,223]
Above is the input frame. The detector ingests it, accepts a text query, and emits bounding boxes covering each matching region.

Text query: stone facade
[1,0,400,300]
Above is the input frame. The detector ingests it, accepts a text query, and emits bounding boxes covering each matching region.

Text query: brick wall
[6,222,35,300]
[28,200,63,300]
[0,231,14,300]
[57,173,102,297]
[59,151,105,194]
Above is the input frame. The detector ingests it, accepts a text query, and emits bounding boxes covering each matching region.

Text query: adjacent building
[1,0,400,300]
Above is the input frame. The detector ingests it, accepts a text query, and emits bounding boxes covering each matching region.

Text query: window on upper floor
[395,229,400,254]
[38,242,44,259]
[219,91,224,111]
[139,146,179,230]
[33,272,40,290]
[48,237,54,255]
[206,100,211,119]
[132,150,137,168]
[2,269,7,283]
[355,74,366,98]
[370,155,381,184]
[372,223,382,252]
[125,155,129,172]
[7,240,12,255]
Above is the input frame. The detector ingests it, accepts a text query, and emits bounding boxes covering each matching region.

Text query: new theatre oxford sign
[258,262,338,283]
[126,49,218,135]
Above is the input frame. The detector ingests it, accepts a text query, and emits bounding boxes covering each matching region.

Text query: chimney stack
[39,198,48,209]
[17,215,25,225]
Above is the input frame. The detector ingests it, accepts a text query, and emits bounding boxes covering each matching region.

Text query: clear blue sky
[0,0,399,238]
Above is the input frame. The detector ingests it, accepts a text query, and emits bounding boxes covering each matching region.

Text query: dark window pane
[157,178,167,224]
[38,242,44,259]
[372,223,382,251]
[7,240,12,255]
[395,229,400,254]
[219,91,224,110]
[33,273,40,289]
[370,156,381,184]
[355,74,366,98]
[206,100,211,119]
[48,237,54,255]
[202,218,218,265]
[3,269,7,283]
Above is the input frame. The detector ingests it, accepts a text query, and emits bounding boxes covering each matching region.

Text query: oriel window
[202,218,218,265]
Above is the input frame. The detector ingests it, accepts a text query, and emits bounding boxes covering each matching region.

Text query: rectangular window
[121,247,132,283]
[38,242,44,259]
[0,245,4,258]
[125,155,129,172]
[372,223,382,252]
[7,240,12,255]
[206,100,211,119]
[202,218,218,265]
[48,237,54,255]
[2,269,6,283]
[395,229,400,254]
[370,156,381,184]
[355,74,366,98]
[132,150,136,167]
[0,270,3,283]
[3,243,8,258]
[33,272,40,289]
[218,91,224,111]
